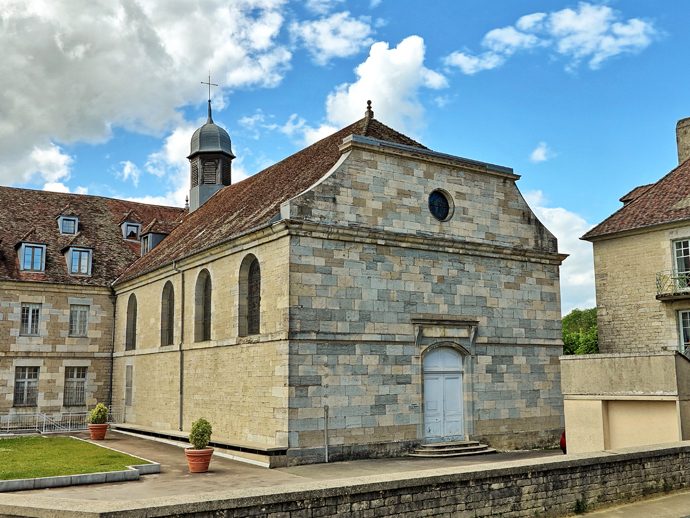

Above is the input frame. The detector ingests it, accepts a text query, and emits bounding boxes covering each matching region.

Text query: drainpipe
[323,404,329,463]
[174,261,185,432]
[107,290,117,413]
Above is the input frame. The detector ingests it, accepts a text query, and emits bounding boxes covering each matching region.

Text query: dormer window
[58,216,78,235]
[68,247,92,276]
[141,234,150,256]
[19,243,46,272]
[122,222,141,241]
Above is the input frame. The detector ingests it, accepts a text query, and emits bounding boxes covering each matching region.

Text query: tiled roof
[583,159,690,240]
[0,187,185,286]
[115,116,426,284]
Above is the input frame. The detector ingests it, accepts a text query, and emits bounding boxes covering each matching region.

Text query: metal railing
[0,409,122,435]
[656,270,690,297]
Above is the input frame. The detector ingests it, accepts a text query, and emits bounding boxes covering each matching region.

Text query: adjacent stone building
[562,117,690,453]
[1,101,566,464]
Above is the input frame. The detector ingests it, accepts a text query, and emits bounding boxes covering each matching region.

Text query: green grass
[0,436,150,480]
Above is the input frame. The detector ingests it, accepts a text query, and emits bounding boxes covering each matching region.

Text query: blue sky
[1,0,686,313]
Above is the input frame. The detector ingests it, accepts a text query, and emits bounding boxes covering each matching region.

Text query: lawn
[0,436,150,480]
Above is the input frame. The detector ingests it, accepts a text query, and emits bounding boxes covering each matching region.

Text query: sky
[1,0,687,314]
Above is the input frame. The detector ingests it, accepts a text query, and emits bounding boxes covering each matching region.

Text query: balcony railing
[656,270,690,300]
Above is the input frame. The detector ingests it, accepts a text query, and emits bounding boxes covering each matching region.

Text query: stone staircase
[409,440,497,458]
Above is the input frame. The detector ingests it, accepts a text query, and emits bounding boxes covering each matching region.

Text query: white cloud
[42,181,88,194]
[444,2,656,74]
[117,160,141,186]
[370,0,382,7]
[524,190,595,313]
[290,12,374,65]
[530,141,554,163]
[300,35,446,143]
[0,0,292,186]
[27,143,74,183]
[304,0,344,15]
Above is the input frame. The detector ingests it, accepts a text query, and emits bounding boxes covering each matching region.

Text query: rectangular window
[69,305,89,337]
[20,244,45,272]
[675,240,690,274]
[63,367,87,406]
[14,366,39,406]
[125,223,140,240]
[70,248,92,275]
[20,303,41,336]
[125,365,133,406]
[680,310,690,355]
[60,217,77,234]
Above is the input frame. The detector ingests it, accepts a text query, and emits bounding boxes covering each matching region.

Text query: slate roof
[0,187,185,286]
[115,116,426,284]
[583,159,690,240]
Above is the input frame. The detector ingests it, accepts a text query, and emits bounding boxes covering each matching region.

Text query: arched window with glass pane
[160,281,175,346]
[239,255,261,336]
[194,270,212,342]
[125,294,137,350]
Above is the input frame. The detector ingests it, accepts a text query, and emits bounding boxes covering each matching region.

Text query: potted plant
[87,403,109,440]
[185,417,213,473]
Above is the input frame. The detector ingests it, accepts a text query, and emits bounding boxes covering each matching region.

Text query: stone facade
[0,281,112,415]
[593,224,690,353]
[111,136,565,461]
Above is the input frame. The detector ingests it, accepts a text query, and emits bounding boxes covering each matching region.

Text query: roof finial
[365,99,374,120]
[201,71,219,124]
[184,195,189,210]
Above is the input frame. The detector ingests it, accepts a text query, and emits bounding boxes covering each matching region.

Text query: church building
[0,99,566,465]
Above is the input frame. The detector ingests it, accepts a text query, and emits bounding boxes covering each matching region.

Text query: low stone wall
[2,444,690,518]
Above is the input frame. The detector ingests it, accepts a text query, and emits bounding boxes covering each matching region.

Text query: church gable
[280,134,559,256]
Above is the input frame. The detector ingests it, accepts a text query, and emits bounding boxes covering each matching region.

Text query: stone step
[418,440,480,449]
[409,447,498,458]
[414,444,490,454]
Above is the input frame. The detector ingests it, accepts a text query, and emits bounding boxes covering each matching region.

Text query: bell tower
[188,76,235,212]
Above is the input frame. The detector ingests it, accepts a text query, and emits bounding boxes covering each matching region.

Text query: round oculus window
[428,190,451,221]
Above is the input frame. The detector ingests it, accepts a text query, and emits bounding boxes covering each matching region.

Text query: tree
[562,308,598,355]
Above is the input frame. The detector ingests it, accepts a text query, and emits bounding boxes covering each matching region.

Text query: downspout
[174,261,185,431]
[107,290,117,412]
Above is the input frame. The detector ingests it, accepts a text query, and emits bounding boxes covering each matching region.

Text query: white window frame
[141,234,150,256]
[20,303,41,336]
[68,247,92,276]
[63,366,87,406]
[14,366,39,407]
[58,216,78,235]
[122,222,141,241]
[69,304,89,337]
[19,243,46,272]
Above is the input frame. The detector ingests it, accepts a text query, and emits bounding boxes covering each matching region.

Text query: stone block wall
[0,282,112,414]
[112,234,290,446]
[593,225,690,353]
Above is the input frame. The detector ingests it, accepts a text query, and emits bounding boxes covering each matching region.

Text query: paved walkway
[14,431,562,501]
[583,489,690,517]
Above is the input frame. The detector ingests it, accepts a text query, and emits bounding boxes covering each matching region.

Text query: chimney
[677,117,690,164]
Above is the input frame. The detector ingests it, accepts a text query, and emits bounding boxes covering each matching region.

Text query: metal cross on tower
[201,73,218,102]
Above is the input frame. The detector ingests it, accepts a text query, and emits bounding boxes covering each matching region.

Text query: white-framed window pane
[21,245,44,271]
[676,240,690,274]
[70,249,91,275]
[20,303,41,335]
[69,305,89,336]
[64,366,87,406]
[61,218,76,234]
[14,366,39,406]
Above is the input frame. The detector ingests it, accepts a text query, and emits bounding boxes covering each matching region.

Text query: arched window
[195,269,212,342]
[125,294,137,351]
[239,255,261,336]
[160,281,175,346]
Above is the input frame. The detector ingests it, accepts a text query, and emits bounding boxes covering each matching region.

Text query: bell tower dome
[188,80,235,212]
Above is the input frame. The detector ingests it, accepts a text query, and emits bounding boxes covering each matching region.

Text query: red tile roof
[583,159,690,240]
[115,116,425,284]
[0,187,185,286]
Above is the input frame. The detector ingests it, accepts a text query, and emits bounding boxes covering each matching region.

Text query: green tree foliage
[562,308,598,355]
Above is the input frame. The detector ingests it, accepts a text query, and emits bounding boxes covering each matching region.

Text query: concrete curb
[0,436,161,493]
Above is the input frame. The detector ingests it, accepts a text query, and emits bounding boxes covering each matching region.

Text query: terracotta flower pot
[185,447,214,473]
[88,423,109,440]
